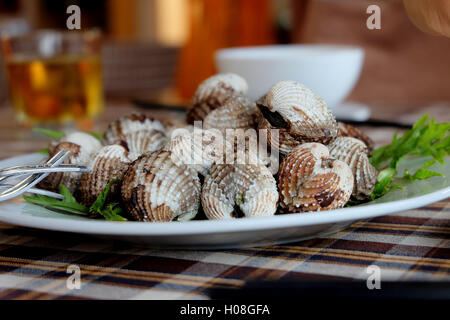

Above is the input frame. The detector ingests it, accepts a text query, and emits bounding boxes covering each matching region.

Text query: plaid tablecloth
[0,198,448,300]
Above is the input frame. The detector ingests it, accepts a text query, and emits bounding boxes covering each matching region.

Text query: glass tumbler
[1,30,104,128]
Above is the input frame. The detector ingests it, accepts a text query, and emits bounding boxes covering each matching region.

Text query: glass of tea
[1,30,104,128]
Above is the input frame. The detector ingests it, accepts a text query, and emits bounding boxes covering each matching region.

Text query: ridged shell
[201,99,278,172]
[61,132,102,151]
[121,150,201,222]
[258,115,300,156]
[39,132,102,193]
[328,137,378,200]
[203,96,259,133]
[169,127,232,176]
[225,128,280,174]
[278,143,353,213]
[187,73,248,123]
[338,122,375,153]
[121,130,168,161]
[103,113,166,145]
[202,163,278,220]
[258,81,338,154]
[164,120,193,139]
[79,145,131,206]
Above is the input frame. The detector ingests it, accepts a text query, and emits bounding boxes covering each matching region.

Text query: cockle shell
[169,124,277,176]
[121,129,168,161]
[278,143,353,213]
[103,113,166,145]
[258,114,300,156]
[225,128,280,174]
[79,145,132,206]
[338,122,375,153]
[258,81,338,155]
[163,119,193,139]
[187,73,248,123]
[202,163,278,220]
[169,127,232,176]
[203,96,259,133]
[200,97,277,172]
[39,132,102,193]
[121,150,201,222]
[61,132,102,150]
[328,137,378,200]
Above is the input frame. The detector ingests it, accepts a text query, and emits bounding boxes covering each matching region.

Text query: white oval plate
[0,153,449,249]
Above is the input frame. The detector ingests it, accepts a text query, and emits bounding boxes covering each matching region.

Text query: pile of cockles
[38,73,378,222]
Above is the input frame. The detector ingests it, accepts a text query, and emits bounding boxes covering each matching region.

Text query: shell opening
[321,158,335,169]
[231,203,245,219]
[258,105,288,129]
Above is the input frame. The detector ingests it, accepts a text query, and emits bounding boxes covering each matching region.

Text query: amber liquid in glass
[6,54,104,125]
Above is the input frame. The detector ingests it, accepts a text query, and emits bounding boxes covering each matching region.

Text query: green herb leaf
[33,128,65,140]
[86,131,104,141]
[24,194,89,216]
[369,169,397,200]
[368,114,449,201]
[235,196,244,206]
[59,185,78,203]
[24,181,127,221]
[89,179,128,221]
[404,168,443,181]
[100,203,128,222]
[377,168,396,182]
[90,179,118,213]
[37,148,50,155]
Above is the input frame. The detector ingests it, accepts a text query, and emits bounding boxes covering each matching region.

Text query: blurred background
[0,0,449,116]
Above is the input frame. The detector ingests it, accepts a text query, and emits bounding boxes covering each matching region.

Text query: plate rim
[0,153,449,237]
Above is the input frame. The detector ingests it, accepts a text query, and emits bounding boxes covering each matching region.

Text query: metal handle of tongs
[0,149,91,202]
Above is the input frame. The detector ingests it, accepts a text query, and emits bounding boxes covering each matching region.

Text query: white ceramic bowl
[215,44,365,109]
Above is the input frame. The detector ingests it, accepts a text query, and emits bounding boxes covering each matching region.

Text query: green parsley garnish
[368,114,449,200]
[89,179,127,221]
[33,128,65,140]
[37,148,50,156]
[24,180,127,221]
[24,185,89,216]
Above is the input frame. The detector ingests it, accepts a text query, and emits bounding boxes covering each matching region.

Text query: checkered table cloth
[0,198,448,300]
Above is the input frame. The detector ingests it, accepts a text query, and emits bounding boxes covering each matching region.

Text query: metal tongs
[0,149,91,202]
